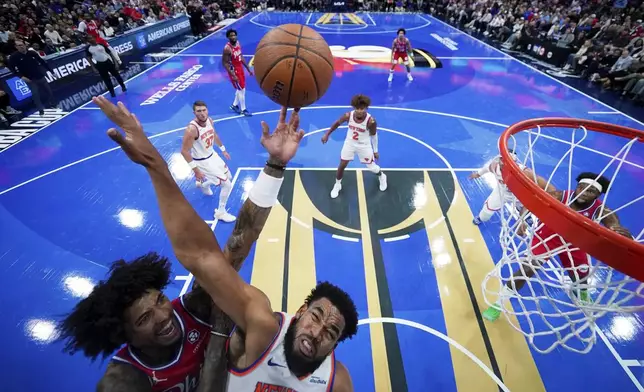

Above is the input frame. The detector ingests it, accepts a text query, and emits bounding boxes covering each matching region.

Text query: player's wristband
[188,160,198,169]
[266,161,286,171]
[249,171,284,208]
[219,145,226,152]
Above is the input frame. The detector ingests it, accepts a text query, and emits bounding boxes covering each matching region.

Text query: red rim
[499,118,644,282]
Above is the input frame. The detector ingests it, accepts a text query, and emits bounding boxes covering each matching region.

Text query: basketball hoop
[482,117,644,354]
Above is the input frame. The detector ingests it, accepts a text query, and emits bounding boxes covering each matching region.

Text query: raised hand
[260,107,304,165]
[93,96,163,168]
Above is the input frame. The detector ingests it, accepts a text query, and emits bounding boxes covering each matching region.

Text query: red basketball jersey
[112,296,212,392]
[538,190,603,238]
[225,42,243,69]
[393,38,408,54]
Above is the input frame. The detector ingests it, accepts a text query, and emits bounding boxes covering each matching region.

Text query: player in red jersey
[482,172,633,322]
[388,28,413,82]
[223,29,253,117]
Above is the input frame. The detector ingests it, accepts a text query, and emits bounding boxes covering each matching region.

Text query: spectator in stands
[101,21,115,38]
[563,39,593,73]
[7,39,56,116]
[44,24,64,48]
[557,27,576,48]
[598,48,634,88]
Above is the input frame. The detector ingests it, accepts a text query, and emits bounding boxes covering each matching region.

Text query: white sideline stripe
[384,234,410,242]
[332,234,359,242]
[0,13,251,155]
[622,359,644,367]
[78,107,101,110]
[588,111,620,115]
[427,15,644,128]
[2,106,640,196]
[595,328,644,391]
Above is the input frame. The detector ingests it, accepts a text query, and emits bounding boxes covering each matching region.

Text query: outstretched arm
[321,112,350,143]
[600,207,632,238]
[94,97,298,336]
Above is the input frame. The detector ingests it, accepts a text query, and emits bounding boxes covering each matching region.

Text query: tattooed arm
[97,363,151,392]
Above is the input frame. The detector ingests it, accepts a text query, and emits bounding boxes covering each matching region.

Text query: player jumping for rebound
[223,29,253,116]
[469,150,547,225]
[181,100,236,223]
[482,172,633,321]
[321,94,387,199]
[388,28,413,82]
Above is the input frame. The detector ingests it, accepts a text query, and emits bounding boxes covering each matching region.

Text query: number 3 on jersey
[205,134,215,149]
[352,131,359,141]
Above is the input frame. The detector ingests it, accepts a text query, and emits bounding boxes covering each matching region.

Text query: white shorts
[195,153,229,185]
[341,142,374,164]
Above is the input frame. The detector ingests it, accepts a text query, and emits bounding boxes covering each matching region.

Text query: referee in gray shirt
[85,35,126,97]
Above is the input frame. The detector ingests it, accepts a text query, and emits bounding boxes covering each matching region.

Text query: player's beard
[283,318,326,377]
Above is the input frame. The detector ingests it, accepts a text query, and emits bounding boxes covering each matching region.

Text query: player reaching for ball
[321,94,387,199]
[180,100,236,223]
[223,29,253,116]
[482,172,633,322]
[388,28,413,83]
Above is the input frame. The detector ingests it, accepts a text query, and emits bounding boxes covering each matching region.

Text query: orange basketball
[253,24,334,108]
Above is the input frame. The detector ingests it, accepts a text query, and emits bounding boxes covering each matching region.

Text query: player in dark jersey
[223,29,253,117]
[482,172,633,321]
[388,28,413,82]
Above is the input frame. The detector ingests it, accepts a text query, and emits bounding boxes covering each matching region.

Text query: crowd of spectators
[425,0,644,104]
[0,0,248,125]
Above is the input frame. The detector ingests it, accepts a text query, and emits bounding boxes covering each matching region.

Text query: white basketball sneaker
[388,73,393,82]
[379,173,388,191]
[214,209,236,223]
[196,179,213,196]
[330,182,342,199]
[407,73,413,81]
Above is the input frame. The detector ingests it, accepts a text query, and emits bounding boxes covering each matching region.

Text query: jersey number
[352,131,359,141]
[205,135,215,149]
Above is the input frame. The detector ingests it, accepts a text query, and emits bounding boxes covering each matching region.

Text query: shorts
[195,153,230,186]
[392,51,409,65]
[341,142,374,163]
[530,229,590,280]
[229,66,245,90]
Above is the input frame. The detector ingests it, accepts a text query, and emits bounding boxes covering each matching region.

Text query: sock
[239,88,246,111]
[335,178,342,185]
[389,69,394,73]
[232,90,239,106]
[218,179,232,211]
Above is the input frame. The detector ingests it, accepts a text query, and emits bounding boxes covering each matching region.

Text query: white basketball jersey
[189,119,216,160]
[226,313,336,392]
[345,111,371,145]
[489,155,525,192]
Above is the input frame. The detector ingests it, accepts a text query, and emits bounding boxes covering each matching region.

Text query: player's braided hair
[576,172,610,194]
[304,281,359,342]
[58,253,172,361]
[350,94,371,109]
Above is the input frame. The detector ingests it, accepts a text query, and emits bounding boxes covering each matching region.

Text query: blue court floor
[0,12,643,392]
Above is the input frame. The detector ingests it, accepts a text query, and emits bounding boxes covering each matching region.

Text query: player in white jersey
[469,150,547,225]
[181,100,236,223]
[98,100,357,391]
[321,94,387,199]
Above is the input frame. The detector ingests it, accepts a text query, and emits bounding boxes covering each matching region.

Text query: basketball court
[1,12,643,391]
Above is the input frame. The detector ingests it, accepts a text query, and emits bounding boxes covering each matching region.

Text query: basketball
[253,24,334,108]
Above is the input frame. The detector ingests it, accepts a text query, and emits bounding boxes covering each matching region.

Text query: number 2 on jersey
[352,131,359,141]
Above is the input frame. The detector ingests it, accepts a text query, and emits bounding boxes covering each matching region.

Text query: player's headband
[578,178,603,193]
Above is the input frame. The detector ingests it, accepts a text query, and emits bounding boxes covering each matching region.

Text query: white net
[481,122,644,354]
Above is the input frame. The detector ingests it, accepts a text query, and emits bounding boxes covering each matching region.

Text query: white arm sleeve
[371,133,379,153]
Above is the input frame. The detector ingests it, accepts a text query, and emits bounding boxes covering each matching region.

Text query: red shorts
[531,228,589,280]
[229,66,245,90]
[393,51,409,63]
